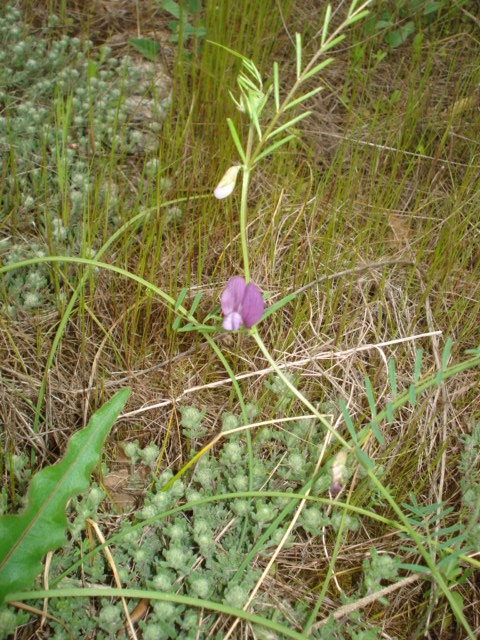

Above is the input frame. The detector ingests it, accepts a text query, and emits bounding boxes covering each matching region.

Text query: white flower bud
[214,165,241,199]
[330,450,347,496]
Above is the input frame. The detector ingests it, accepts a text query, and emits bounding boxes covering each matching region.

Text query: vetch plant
[3,1,480,638]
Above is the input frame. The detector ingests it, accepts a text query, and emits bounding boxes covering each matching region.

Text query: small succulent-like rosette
[214,165,241,200]
[221,276,264,331]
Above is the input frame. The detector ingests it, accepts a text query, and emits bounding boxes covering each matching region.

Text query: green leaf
[0,388,131,604]
[339,398,357,443]
[284,86,323,111]
[226,118,247,163]
[254,134,295,164]
[322,35,345,54]
[423,2,441,16]
[399,562,431,573]
[386,401,393,422]
[266,110,311,140]
[190,292,202,316]
[365,376,377,418]
[129,37,160,62]
[273,62,280,112]
[442,338,453,369]
[414,348,423,382]
[408,383,416,406]
[301,57,333,82]
[388,358,397,396]
[345,9,371,27]
[295,33,302,79]
[175,287,188,312]
[321,4,332,46]
[370,420,385,445]
[385,22,415,48]
[157,0,181,19]
[355,446,374,470]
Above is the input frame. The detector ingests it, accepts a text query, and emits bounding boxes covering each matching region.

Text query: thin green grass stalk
[303,490,353,635]
[17,195,209,436]
[48,491,405,589]
[252,329,352,449]
[6,587,306,640]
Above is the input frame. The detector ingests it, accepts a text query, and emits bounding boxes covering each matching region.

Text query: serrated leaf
[0,388,131,604]
[129,38,160,62]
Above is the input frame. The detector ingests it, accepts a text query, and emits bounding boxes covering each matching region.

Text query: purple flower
[221,276,264,331]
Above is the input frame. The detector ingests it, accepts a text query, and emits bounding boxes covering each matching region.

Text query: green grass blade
[0,388,131,604]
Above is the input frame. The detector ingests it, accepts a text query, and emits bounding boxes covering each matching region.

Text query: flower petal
[223,311,243,331]
[241,282,264,328]
[221,276,246,315]
[214,165,241,199]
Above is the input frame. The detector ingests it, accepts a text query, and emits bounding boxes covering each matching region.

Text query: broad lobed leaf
[0,388,131,604]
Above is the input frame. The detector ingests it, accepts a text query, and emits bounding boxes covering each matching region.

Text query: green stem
[240,124,255,282]
[240,167,251,283]
[251,328,351,450]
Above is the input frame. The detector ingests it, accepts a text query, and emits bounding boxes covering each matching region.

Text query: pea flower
[214,165,241,199]
[221,276,264,331]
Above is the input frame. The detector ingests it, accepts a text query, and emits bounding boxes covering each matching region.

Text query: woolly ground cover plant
[1,0,480,638]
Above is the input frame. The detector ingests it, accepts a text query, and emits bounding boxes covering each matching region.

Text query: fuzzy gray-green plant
[0,2,171,314]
